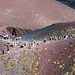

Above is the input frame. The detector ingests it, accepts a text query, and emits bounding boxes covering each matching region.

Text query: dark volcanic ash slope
[0,0,75,32]
[56,0,75,9]
[21,22,75,40]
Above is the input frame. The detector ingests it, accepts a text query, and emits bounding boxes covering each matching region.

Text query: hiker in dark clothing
[3,35,7,40]
[58,36,61,40]
[7,48,9,53]
[2,51,4,54]
[49,37,52,41]
[7,45,10,53]
[34,40,36,44]
[24,43,26,47]
[71,34,75,38]
[43,38,47,43]
[31,42,33,47]
[16,37,19,41]
[52,37,54,40]
[20,45,24,48]
[64,36,66,39]
[64,35,69,39]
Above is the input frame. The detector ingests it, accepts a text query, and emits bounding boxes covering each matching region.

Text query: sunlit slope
[0,0,75,30]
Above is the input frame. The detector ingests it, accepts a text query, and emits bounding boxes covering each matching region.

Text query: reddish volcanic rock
[0,26,32,35]
[0,38,74,75]
[34,38,75,75]
[0,0,75,31]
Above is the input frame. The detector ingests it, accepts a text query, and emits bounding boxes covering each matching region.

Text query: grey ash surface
[21,22,75,41]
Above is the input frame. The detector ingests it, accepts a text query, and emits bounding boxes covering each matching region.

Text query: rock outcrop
[7,27,32,36]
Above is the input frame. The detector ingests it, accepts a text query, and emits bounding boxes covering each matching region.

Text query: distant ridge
[56,0,75,9]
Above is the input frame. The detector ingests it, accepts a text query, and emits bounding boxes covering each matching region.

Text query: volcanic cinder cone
[36,38,75,75]
[0,0,75,30]
[21,22,75,41]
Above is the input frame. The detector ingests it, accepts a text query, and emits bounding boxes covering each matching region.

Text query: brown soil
[0,39,7,54]
[0,38,74,75]
[35,38,75,75]
[0,0,75,32]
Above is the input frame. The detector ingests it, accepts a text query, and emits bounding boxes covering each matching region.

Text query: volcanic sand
[0,0,75,31]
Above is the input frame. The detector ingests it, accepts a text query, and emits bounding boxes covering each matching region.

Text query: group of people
[0,34,21,41]
[19,39,38,49]
[0,34,22,54]
[43,34,75,43]
[0,34,9,40]
[0,33,75,55]
[49,36,62,41]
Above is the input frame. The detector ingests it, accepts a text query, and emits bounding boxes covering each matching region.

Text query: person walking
[7,45,10,53]
[43,38,47,43]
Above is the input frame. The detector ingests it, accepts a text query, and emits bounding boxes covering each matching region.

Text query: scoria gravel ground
[0,38,75,75]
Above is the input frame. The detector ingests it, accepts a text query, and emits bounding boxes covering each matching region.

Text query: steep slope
[0,0,75,32]
[21,22,75,40]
